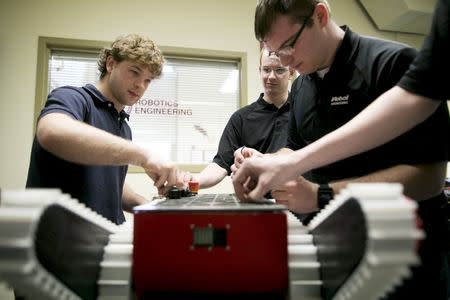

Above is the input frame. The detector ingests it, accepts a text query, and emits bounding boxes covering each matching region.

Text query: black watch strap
[318,183,334,209]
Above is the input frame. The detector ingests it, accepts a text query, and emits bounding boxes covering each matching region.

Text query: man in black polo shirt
[26,34,184,225]
[233,0,449,299]
[190,50,294,188]
[234,0,449,190]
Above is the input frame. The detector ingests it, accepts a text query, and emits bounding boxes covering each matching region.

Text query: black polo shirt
[287,26,449,183]
[213,93,290,174]
[398,0,450,100]
[26,84,131,225]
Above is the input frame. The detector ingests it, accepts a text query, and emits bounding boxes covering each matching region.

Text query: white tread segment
[307,183,424,300]
[97,222,133,300]
[0,189,118,300]
[286,211,322,300]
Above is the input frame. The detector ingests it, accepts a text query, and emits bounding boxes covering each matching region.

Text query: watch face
[319,185,333,196]
[318,184,334,209]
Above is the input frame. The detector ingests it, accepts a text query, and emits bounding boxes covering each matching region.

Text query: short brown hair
[255,0,329,42]
[98,34,164,79]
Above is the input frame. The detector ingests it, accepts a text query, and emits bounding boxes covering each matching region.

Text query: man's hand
[182,171,195,190]
[232,154,298,201]
[231,147,263,174]
[271,177,319,213]
[143,153,184,195]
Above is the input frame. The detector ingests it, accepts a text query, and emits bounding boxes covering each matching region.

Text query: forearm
[37,113,148,167]
[122,183,148,213]
[329,161,447,201]
[196,163,228,189]
[291,87,441,176]
[273,147,294,156]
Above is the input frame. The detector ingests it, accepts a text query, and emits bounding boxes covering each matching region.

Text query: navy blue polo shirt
[26,84,131,225]
[213,93,290,174]
[287,27,449,183]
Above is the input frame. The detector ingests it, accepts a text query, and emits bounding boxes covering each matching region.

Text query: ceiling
[357,0,437,34]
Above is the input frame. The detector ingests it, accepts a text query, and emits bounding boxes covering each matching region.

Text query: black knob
[167,187,181,199]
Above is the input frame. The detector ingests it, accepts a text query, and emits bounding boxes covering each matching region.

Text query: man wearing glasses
[188,50,295,189]
[234,0,449,299]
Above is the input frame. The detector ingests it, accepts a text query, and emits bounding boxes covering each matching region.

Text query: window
[35,37,247,172]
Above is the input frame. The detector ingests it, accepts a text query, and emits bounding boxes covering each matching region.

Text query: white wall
[0,0,439,194]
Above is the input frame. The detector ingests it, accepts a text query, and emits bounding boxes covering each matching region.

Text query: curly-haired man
[26,34,184,225]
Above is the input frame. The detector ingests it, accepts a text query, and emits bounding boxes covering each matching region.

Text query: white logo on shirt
[330,95,349,106]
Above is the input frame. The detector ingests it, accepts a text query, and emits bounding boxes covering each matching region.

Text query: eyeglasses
[268,10,314,58]
[261,67,288,75]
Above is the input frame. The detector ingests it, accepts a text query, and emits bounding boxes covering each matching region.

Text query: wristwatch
[317,183,334,210]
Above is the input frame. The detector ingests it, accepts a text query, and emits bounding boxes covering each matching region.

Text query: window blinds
[48,51,240,164]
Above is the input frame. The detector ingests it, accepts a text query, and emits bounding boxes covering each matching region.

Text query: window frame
[34,36,248,173]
